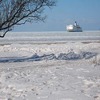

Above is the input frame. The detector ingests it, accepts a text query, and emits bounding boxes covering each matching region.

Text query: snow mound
[57,52,81,60]
[58,51,97,60]
[80,52,97,59]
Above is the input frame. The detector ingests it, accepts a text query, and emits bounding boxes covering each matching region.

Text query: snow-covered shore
[0,41,100,100]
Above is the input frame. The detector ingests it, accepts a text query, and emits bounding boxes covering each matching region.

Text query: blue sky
[13,0,100,32]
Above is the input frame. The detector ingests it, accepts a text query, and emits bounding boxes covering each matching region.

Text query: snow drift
[0,51,97,63]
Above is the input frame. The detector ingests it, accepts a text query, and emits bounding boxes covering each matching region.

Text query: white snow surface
[0,41,100,100]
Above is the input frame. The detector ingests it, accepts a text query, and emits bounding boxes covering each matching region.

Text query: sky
[13,0,100,32]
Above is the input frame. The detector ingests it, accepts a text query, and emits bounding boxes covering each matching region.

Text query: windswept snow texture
[0,42,100,100]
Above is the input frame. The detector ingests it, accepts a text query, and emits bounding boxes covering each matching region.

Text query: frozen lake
[0,31,100,100]
[0,31,100,44]
[0,41,100,100]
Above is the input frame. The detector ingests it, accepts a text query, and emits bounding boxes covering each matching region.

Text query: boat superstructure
[66,21,82,32]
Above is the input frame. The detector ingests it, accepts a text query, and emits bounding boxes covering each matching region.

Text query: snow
[0,41,100,100]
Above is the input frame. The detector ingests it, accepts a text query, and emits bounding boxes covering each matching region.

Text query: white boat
[66,21,82,32]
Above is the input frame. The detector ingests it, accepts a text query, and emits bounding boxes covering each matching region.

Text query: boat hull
[67,28,82,32]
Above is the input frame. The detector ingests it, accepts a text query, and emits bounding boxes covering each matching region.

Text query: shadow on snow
[0,51,97,63]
